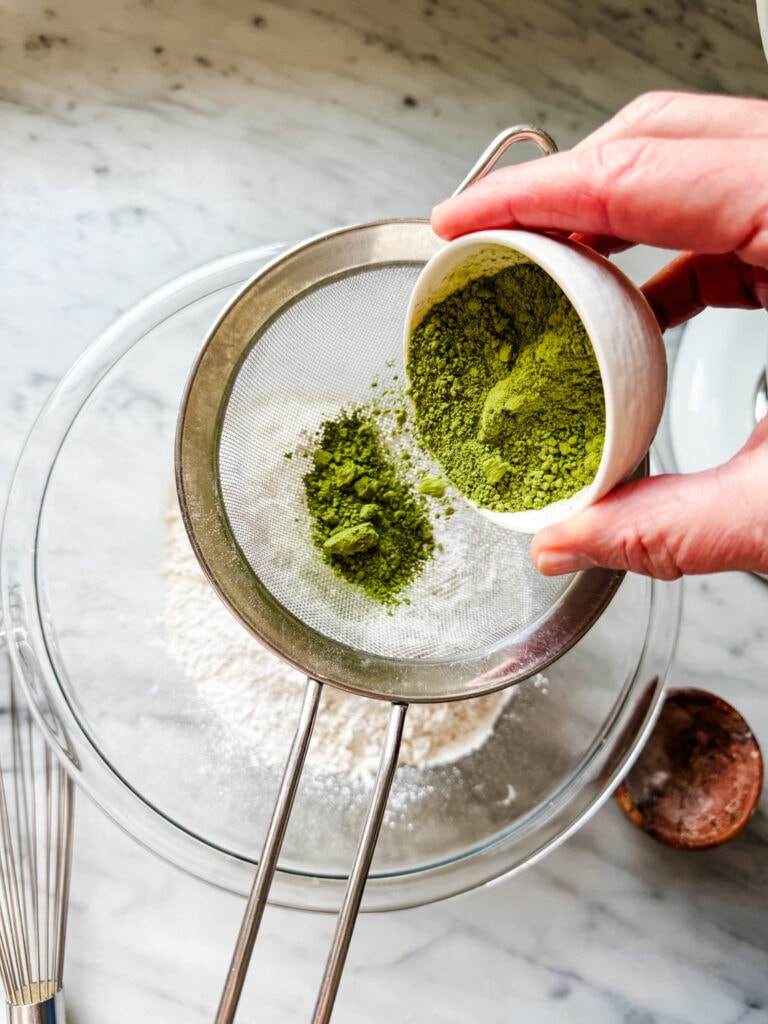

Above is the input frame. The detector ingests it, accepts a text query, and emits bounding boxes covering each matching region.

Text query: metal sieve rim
[175,218,625,703]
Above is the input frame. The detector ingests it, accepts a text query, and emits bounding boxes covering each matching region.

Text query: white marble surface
[2,0,768,1020]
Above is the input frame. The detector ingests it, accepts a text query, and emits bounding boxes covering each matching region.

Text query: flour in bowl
[163,504,512,775]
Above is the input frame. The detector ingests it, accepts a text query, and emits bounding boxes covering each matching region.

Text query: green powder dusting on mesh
[302,411,434,604]
[406,263,606,513]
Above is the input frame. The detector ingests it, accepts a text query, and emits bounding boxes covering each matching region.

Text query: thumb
[530,423,768,580]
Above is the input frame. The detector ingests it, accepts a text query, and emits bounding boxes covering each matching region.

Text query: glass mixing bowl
[1,244,680,912]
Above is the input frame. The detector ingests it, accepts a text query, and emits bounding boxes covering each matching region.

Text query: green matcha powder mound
[406,263,606,513]
[302,411,434,605]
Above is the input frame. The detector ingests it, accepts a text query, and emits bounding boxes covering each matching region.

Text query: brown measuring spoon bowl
[614,688,763,850]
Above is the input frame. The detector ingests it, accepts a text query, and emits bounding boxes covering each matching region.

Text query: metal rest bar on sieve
[214,680,405,1024]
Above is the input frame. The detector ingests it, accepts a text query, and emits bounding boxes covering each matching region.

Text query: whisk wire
[0,762,25,999]
[23,703,41,1001]
[9,698,36,1001]
[0,650,73,1015]
[44,745,53,993]
[54,765,73,990]
[25,714,42,1001]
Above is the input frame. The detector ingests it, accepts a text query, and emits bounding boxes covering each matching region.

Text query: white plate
[669,307,767,473]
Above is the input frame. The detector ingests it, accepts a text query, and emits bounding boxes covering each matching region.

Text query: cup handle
[452,124,558,197]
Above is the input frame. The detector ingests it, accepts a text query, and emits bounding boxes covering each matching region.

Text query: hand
[432,91,768,579]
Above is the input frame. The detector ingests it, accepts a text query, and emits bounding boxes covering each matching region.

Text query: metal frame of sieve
[176,126,627,1023]
[176,217,622,702]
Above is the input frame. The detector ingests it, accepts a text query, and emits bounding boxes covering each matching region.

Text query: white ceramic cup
[404,229,667,533]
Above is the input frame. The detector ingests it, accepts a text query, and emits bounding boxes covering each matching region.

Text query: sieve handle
[214,676,323,1024]
[311,701,407,1024]
[452,124,558,197]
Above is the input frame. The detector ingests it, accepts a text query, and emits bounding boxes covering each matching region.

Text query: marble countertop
[2,0,768,1020]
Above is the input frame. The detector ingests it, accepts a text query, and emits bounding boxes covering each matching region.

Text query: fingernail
[536,550,597,576]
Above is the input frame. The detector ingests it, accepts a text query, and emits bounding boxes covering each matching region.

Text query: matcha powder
[302,410,435,604]
[407,263,606,513]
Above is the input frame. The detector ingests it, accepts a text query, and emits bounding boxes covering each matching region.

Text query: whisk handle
[7,991,66,1024]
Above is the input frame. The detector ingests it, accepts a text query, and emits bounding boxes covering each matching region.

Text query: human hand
[431,91,768,579]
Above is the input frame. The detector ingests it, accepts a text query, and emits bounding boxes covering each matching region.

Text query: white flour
[163,505,512,775]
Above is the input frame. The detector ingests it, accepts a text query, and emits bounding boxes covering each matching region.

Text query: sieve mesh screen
[218,263,568,660]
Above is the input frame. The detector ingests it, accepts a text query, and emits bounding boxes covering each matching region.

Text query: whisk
[0,644,73,1024]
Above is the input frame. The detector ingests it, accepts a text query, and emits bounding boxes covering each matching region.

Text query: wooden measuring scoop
[614,688,763,850]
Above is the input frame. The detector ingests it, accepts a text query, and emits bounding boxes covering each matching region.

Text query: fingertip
[430,200,455,239]
[534,550,598,576]
[530,523,568,560]
[530,518,602,575]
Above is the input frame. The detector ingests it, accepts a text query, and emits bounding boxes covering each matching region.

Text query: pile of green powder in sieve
[406,263,606,514]
[302,411,436,605]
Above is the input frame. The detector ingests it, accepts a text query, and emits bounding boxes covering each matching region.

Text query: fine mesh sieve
[176,127,625,1023]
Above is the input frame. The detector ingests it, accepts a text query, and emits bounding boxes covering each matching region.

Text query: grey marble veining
[2,0,768,1020]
